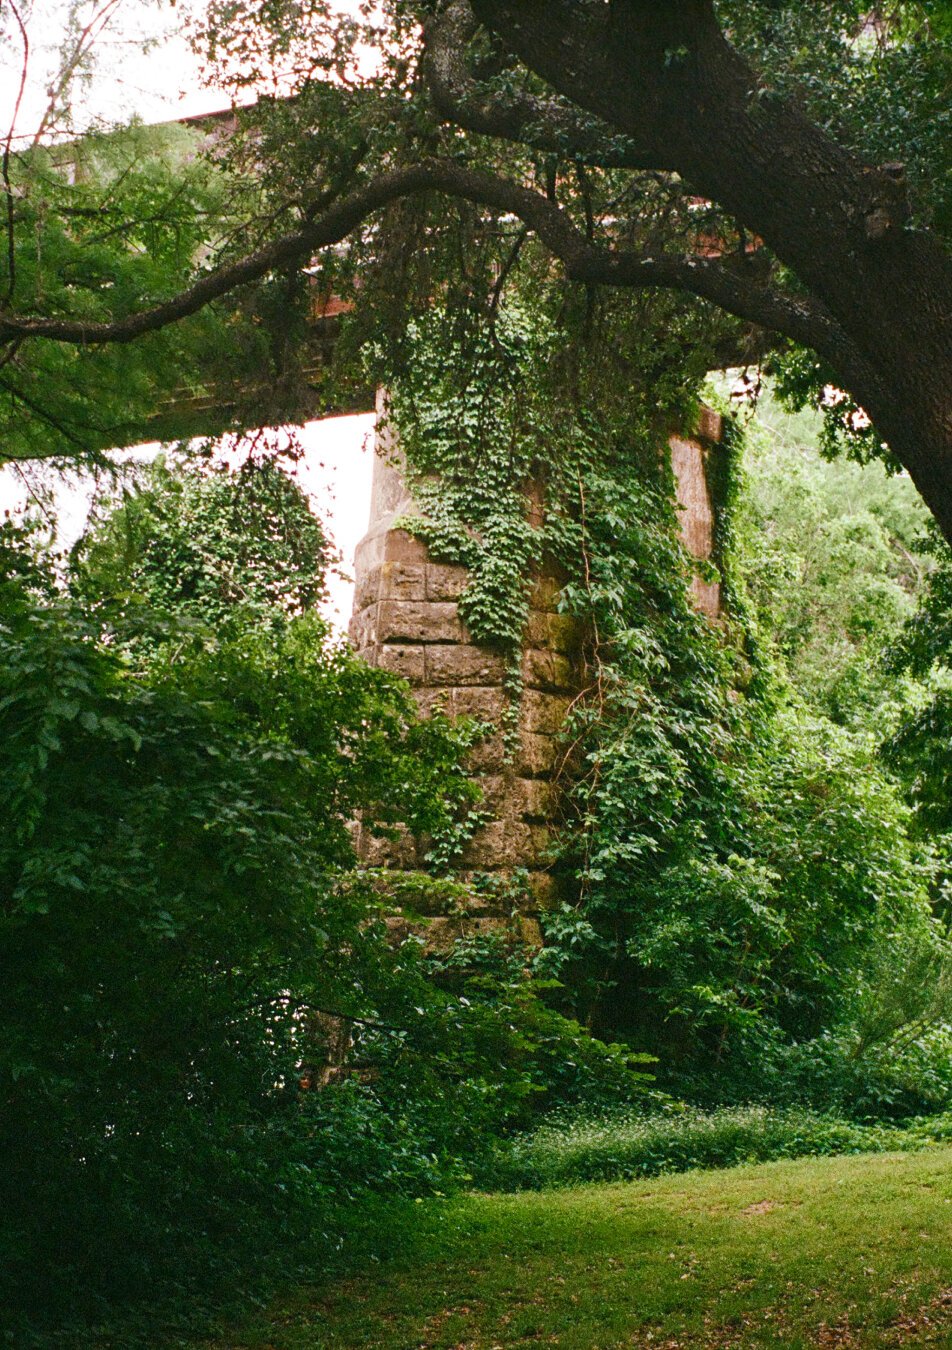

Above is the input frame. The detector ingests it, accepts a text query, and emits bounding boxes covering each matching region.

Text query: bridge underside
[143,315,374,448]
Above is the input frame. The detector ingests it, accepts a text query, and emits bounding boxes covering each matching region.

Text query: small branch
[299,1001,411,1035]
[489,223,528,315]
[10,462,56,526]
[245,995,435,1037]
[566,246,839,354]
[0,337,22,372]
[0,373,95,449]
[2,0,29,305]
[29,0,126,150]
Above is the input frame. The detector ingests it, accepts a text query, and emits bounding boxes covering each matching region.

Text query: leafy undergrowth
[200,1147,952,1348]
[482,1105,952,1190]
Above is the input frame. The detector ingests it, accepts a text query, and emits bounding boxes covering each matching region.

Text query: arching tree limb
[4,0,952,538]
[460,0,952,543]
[423,0,667,169]
[0,157,852,367]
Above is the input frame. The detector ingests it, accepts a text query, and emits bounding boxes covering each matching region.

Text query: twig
[2,0,29,305]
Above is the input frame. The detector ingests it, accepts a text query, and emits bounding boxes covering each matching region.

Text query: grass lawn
[203,1147,952,1349]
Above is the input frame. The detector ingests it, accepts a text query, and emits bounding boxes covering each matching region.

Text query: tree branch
[423,0,668,170]
[0,373,99,449]
[567,248,833,353]
[469,0,716,166]
[28,0,126,151]
[0,156,857,370]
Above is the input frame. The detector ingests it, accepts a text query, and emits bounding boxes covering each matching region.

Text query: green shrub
[763,1024,952,1122]
[0,579,475,1327]
[0,575,659,1337]
[485,1105,952,1191]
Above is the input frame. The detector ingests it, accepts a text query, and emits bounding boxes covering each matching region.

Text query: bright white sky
[2,0,232,138]
[0,0,375,632]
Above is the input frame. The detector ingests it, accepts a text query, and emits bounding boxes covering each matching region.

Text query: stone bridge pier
[349,402,724,946]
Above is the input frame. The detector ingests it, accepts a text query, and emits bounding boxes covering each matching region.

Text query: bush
[763,1024,952,1122]
[484,1104,952,1191]
[0,564,659,1339]
[0,580,475,1328]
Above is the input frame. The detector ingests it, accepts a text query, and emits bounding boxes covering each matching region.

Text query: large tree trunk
[473,0,952,541]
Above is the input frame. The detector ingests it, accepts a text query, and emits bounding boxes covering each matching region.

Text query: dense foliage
[548,434,949,1112]
[488,1103,952,1191]
[2,9,952,1334]
[382,299,952,1119]
[883,529,952,908]
[0,123,240,460]
[736,388,929,730]
[71,451,331,646]
[0,467,657,1339]
[0,558,438,1319]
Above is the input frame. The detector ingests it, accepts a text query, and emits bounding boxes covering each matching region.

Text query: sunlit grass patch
[206,1146,952,1348]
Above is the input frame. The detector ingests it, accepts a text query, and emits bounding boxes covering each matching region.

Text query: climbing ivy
[385,304,597,757]
[380,298,949,1109]
[386,307,566,653]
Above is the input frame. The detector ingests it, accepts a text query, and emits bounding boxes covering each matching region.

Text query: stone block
[689,574,721,619]
[517,915,544,947]
[374,644,426,683]
[521,689,570,737]
[352,525,391,576]
[413,686,507,724]
[375,600,465,645]
[348,604,376,651]
[384,913,413,945]
[474,773,512,814]
[411,688,449,719]
[358,824,419,868]
[517,777,558,821]
[425,643,508,687]
[528,822,553,859]
[460,818,552,870]
[478,775,558,822]
[517,732,561,777]
[419,915,509,953]
[696,405,724,444]
[529,575,564,613]
[370,870,472,917]
[451,889,508,918]
[522,646,575,693]
[525,479,546,529]
[448,686,509,723]
[378,528,430,566]
[376,561,427,602]
[426,562,469,602]
[465,732,507,773]
[353,571,377,614]
[524,871,561,909]
[460,818,536,869]
[355,525,429,574]
[525,611,583,655]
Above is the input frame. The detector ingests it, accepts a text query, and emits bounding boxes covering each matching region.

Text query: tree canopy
[1,1,950,536]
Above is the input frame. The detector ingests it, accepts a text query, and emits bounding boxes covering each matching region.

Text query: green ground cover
[487,1106,952,1190]
[202,1147,952,1349]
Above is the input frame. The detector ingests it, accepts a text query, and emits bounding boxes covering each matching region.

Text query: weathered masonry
[350,399,725,944]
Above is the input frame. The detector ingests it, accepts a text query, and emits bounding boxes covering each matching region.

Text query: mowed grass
[204,1147,952,1349]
